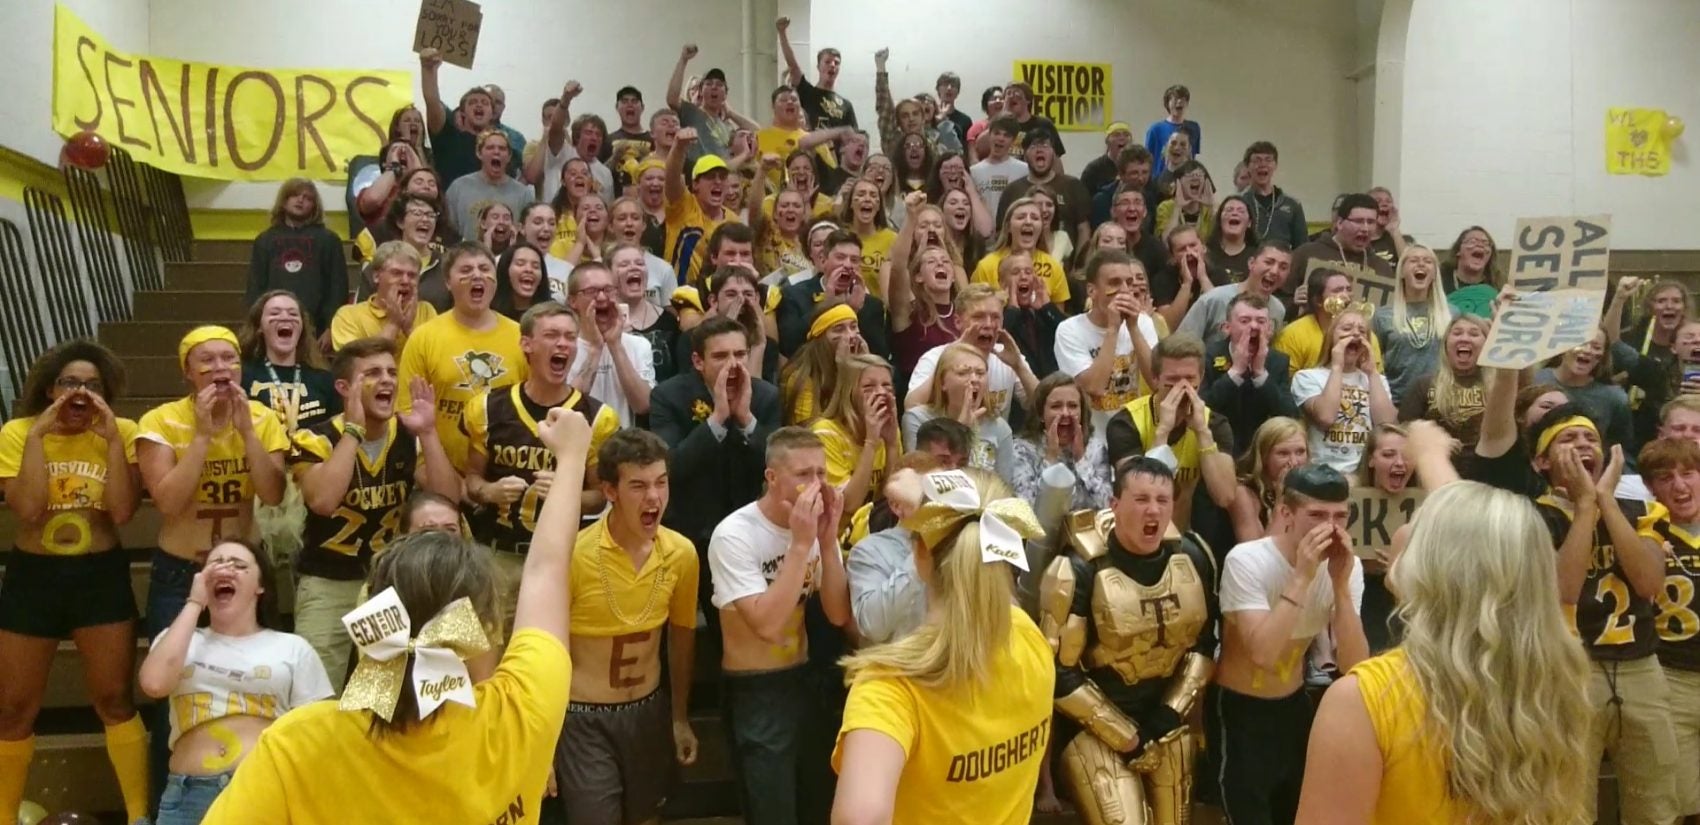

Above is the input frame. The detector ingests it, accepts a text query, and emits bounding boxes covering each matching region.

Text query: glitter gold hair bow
[339,587,492,722]
[898,470,1043,570]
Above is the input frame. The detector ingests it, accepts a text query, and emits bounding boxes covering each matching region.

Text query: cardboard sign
[1346,487,1426,559]
[1478,215,1612,369]
[1304,258,1397,308]
[1013,60,1112,131]
[415,0,482,69]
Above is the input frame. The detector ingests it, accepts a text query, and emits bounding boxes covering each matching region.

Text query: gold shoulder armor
[1039,555,1087,666]
[1067,509,1115,560]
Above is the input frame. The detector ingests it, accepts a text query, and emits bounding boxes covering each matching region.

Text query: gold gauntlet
[1056,682,1141,754]
[1039,555,1087,666]
[1160,652,1214,719]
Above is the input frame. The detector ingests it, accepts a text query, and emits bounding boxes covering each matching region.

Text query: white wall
[1393,0,1700,249]
[146,0,752,210]
[0,0,152,166]
[807,0,1361,214]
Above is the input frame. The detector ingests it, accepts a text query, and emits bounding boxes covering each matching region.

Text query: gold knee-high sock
[103,717,149,823]
[0,735,35,825]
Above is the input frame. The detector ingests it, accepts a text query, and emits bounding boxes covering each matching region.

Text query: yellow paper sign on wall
[52,4,413,182]
[1606,108,1671,176]
[1012,60,1112,132]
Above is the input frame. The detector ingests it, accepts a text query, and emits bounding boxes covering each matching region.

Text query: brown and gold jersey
[289,417,418,581]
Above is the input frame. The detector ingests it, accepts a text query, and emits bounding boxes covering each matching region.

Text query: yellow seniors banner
[1013,60,1112,132]
[52,5,412,182]
[1605,108,1671,176]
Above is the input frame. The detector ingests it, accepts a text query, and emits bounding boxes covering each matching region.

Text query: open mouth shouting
[1450,339,1477,368]
[1140,516,1164,543]
[639,505,662,531]
[369,380,397,412]
[1384,464,1410,492]
[469,278,490,304]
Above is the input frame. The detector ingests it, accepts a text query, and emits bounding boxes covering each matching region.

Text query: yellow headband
[1536,415,1599,457]
[807,304,857,341]
[177,325,240,369]
[899,470,1043,570]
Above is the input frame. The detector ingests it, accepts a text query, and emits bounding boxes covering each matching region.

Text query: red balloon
[63,131,110,170]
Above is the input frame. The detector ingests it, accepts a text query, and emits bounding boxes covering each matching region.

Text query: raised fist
[681,44,699,60]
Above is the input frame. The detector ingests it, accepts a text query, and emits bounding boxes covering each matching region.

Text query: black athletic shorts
[0,548,137,638]
[554,688,676,824]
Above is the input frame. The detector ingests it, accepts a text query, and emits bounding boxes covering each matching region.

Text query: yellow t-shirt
[1273,313,1385,372]
[397,312,528,472]
[546,213,580,261]
[200,629,571,825]
[832,608,1056,825]
[757,222,809,278]
[0,418,139,555]
[136,398,290,508]
[569,516,700,637]
[812,417,886,504]
[972,249,1072,304]
[330,298,440,350]
[1351,649,1462,824]
[858,228,899,299]
[665,193,734,289]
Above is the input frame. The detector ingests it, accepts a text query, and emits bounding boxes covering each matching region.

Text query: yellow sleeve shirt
[832,609,1055,825]
[201,629,571,825]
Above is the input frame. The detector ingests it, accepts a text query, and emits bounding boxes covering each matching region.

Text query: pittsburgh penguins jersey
[1638,513,1700,672]
[289,417,419,581]
[464,384,620,553]
[1536,494,1657,661]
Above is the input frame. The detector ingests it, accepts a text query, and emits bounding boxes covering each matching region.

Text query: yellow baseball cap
[1106,121,1133,137]
[691,154,730,181]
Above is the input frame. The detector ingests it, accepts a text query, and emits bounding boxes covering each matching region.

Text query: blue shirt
[1144,119,1202,178]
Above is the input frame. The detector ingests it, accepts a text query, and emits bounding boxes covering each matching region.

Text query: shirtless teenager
[135,325,289,802]
[708,426,851,825]
[1212,462,1366,825]
[554,429,700,824]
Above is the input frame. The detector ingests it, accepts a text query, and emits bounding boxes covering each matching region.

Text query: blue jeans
[146,552,197,816]
[155,771,233,825]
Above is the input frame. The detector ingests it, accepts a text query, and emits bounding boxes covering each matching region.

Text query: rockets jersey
[1638,513,1700,672]
[464,384,619,553]
[1536,494,1658,661]
[289,417,419,581]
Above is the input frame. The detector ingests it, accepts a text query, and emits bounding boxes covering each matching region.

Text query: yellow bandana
[807,303,857,341]
[177,325,240,368]
[1535,415,1599,457]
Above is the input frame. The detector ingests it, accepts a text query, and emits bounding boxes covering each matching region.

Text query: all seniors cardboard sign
[1478,216,1612,370]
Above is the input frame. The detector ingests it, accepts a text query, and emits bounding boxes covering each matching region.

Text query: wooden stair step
[99,320,222,355]
[132,290,249,323]
[22,733,127,816]
[164,259,363,293]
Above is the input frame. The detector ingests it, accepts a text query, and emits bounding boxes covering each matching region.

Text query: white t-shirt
[708,501,822,610]
[906,343,1031,419]
[538,138,571,206]
[570,332,656,428]
[1290,368,1389,473]
[970,157,1030,216]
[1220,536,1364,640]
[154,627,333,748]
[547,255,676,310]
[1053,314,1158,430]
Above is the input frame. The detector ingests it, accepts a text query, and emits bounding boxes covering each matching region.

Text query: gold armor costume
[1041,510,1219,825]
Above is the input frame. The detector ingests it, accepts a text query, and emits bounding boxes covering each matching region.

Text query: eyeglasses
[572,285,616,298]
[405,209,438,220]
[54,378,104,393]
